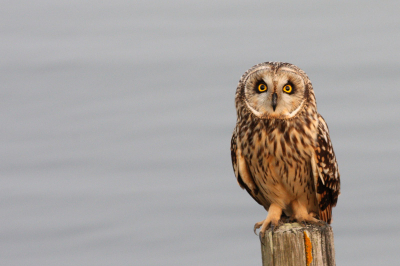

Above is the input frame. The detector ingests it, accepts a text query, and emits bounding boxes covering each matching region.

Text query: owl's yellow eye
[258,84,267,92]
[283,84,293,94]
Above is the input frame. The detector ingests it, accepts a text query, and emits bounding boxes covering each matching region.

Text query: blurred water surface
[1,1,400,265]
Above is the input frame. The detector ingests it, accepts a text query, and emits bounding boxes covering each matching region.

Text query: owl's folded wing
[311,114,341,224]
[231,128,269,209]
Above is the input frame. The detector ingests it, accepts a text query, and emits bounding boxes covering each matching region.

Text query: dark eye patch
[283,81,296,94]
[255,80,268,93]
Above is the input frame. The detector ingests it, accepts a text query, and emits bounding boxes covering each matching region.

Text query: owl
[230,62,340,238]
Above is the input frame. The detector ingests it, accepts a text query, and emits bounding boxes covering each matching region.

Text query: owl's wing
[311,114,341,224]
[231,128,268,209]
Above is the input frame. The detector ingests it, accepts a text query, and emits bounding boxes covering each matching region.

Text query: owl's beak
[272,93,277,111]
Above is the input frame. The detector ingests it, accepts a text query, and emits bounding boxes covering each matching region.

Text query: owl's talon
[254,220,264,235]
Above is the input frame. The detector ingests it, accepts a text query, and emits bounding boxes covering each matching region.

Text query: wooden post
[261,223,336,266]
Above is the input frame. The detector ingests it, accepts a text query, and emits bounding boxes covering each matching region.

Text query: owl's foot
[290,200,323,225]
[254,203,282,244]
[305,212,326,226]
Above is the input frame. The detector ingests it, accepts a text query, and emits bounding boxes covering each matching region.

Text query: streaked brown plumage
[230,62,340,237]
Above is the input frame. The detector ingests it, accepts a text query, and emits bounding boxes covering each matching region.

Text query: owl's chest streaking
[237,113,319,211]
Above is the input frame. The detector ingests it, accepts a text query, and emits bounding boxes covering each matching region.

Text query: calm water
[1,1,400,265]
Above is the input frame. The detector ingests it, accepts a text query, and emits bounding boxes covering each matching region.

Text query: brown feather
[314,114,340,223]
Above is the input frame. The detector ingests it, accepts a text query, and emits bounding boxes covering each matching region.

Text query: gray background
[1,1,400,265]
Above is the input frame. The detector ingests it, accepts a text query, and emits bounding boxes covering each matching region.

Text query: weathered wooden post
[261,223,336,266]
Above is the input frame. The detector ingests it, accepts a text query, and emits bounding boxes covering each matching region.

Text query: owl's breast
[240,118,317,210]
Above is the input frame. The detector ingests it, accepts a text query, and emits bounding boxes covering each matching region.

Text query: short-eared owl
[230,62,340,238]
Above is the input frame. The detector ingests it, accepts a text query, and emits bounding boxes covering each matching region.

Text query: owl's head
[236,62,314,120]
